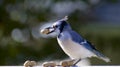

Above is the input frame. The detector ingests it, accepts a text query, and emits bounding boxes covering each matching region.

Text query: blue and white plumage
[41,16,110,64]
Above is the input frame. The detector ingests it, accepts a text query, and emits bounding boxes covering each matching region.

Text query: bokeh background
[0,0,120,65]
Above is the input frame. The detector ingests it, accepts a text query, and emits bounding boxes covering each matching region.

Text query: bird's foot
[73,58,81,66]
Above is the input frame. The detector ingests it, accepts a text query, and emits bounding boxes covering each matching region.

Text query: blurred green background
[0,0,120,65]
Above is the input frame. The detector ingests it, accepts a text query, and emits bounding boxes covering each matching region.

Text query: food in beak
[40,28,50,34]
[40,27,55,34]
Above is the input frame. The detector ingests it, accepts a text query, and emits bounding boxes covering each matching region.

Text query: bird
[41,16,110,65]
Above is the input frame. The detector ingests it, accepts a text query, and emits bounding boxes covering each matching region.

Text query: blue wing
[68,30,96,51]
[68,30,84,43]
[69,30,110,62]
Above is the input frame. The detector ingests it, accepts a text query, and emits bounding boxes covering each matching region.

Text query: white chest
[57,38,95,59]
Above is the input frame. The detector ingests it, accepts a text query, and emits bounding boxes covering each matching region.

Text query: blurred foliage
[0,0,120,65]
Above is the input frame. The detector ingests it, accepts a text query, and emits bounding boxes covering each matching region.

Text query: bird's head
[41,16,71,35]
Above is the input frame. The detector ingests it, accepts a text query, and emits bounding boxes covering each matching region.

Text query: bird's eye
[53,25,58,28]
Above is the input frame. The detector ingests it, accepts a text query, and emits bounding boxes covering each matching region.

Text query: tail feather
[93,50,111,62]
[99,56,110,62]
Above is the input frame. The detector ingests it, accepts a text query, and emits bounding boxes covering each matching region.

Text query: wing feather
[69,30,110,62]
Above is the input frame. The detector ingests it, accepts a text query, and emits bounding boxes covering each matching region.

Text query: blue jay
[41,16,110,65]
